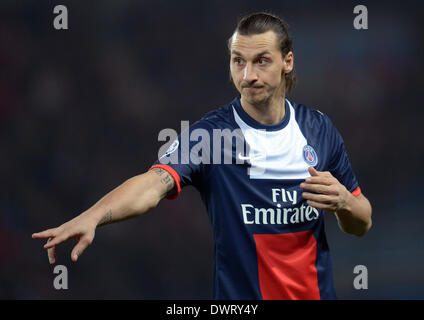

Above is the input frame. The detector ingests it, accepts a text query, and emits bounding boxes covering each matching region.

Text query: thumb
[308,166,320,176]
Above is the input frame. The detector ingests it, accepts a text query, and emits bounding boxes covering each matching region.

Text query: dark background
[1,0,423,299]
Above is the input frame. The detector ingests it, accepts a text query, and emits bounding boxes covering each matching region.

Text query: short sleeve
[149,120,212,199]
[325,115,361,196]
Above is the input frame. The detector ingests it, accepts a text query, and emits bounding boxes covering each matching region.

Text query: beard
[242,85,275,108]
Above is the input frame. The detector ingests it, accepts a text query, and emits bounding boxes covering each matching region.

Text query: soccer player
[32,12,372,300]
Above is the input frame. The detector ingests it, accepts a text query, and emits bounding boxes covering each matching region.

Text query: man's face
[229,30,293,106]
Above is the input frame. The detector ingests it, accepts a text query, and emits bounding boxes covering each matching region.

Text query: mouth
[243,86,264,93]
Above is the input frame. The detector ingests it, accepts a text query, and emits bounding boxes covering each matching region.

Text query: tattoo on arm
[98,209,113,227]
[152,168,175,193]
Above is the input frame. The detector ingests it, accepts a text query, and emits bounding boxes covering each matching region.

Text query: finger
[302,192,336,204]
[44,237,57,264]
[44,232,71,249]
[300,183,336,195]
[71,237,92,262]
[304,176,333,186]
[47,246,57,264]
[32,228,57,239]
[306,199,334,211]
[308,166,320,177]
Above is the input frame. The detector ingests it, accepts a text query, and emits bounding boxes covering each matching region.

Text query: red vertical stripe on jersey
[253,231,320,300]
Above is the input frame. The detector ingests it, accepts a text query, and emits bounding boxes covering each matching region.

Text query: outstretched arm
[32,167,175,263]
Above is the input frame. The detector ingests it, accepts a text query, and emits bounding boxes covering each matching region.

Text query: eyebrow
[231,50,272,60]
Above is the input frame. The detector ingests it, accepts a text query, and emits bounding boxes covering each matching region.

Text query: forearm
[81,172,164,227]
[32,169,175,263]
[335,193,372,237]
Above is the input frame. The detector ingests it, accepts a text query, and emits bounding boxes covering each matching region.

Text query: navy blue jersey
[150,95,361,300]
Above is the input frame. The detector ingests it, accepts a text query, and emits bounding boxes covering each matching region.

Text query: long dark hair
[228,12,297,94]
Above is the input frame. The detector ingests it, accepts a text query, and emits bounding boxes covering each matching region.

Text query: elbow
[337,195,373,237]
[349,212,373,237]
[137,190,161,215]
[352,197,373,237]
[352,220,372,237]
[127,187,162,218]
[147,194,161,211]
[361,201,373,236]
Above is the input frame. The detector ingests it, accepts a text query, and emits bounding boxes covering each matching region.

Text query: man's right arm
[32,167,176,264]
[93,167,176,227]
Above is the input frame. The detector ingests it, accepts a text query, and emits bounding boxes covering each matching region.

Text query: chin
[245,93,269,106]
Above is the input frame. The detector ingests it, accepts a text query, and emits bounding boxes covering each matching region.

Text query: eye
[258,57,268,65]
[233,57,244,66]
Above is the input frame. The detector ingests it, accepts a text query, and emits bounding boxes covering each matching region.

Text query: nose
[243,63,258,83]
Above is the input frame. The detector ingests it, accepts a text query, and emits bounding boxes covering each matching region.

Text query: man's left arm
[300,167,372,237]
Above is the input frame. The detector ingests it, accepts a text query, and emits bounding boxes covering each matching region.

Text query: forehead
[230,30,280,56]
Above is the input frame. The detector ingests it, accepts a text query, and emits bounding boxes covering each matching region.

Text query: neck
[240,92,286,125]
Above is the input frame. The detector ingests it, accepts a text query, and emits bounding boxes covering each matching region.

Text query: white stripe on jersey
[232,99,312,180]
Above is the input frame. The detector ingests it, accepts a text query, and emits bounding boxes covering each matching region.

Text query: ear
[283,51,294,74]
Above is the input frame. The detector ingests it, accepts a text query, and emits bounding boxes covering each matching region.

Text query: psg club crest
[303,145,318,166]
[163,139,179,157]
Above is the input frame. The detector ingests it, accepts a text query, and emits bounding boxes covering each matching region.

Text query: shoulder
[290,100,329,126]
[289,99,336,132]
[192,103,235,131]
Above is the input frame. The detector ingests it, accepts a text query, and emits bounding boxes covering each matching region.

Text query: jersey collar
[231,95,291,131]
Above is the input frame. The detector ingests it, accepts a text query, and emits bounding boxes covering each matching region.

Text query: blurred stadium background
[1,0,423,299]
